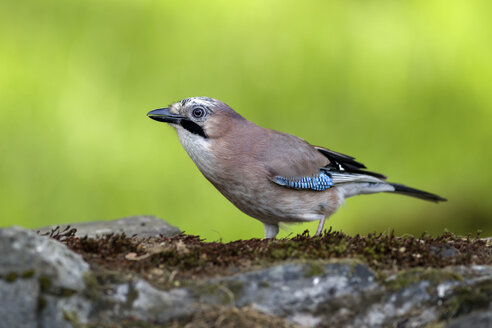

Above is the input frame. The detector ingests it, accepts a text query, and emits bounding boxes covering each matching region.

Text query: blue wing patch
[272,171,333,191]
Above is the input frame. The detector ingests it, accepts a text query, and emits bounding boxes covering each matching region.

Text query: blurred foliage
[0,0,491,241]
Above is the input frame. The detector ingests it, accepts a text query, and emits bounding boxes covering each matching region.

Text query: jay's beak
[147,108,186,124]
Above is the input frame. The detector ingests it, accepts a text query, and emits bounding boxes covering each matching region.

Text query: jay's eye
[192,107,205,118]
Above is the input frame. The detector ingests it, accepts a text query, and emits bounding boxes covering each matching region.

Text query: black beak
[147,108,186,124]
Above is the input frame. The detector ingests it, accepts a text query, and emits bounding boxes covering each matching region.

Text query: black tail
[388,183,447,203]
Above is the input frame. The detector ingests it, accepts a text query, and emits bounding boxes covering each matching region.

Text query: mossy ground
[43,226,491,290]
[36,227,492,327]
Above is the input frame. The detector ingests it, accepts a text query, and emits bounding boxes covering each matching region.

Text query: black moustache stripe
[180,119,208,138]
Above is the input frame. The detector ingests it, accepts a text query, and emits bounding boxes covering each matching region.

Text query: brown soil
[44,227,492,289]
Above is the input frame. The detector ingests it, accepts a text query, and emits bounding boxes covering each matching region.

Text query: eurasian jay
[148,97,446,239]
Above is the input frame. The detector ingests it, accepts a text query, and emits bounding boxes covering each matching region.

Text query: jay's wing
[263,130,329,179]
[261,132,445,201]
[264,132,387,192]
[314,146,387,180]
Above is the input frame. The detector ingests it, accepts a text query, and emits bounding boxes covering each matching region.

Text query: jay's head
[147,97,244,140]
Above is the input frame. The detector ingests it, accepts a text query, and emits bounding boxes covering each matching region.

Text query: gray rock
[447,310,492,328]
[189,261,492,328]
[114,279,197,323]
[36,215,181,238]
[1,225,490,328]
[75,273,200,326]
[0,226,90,328]
[355,280,435,327]
[212,261,377,326]
[0,278,39,328]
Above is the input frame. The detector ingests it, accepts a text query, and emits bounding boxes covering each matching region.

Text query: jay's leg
[263,223,279,239]
[314,217,326,237]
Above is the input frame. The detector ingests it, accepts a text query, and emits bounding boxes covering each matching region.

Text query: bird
[147,97,446,239]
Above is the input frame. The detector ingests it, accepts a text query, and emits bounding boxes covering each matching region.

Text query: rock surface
[1,220,491,327]
[36,215,180,238]
[0,226,90,328]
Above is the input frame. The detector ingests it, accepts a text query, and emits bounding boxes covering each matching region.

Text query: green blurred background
[1,0,491,241]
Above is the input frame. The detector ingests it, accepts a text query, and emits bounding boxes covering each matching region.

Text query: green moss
[440,278,492,319]
[82,272,101,301]
[125,282,139,309]
[422,323,445,328]
[38,274,77,297]
[106,322,162,328]
[58,288,77,297]
[193,283,222,296]
[311,287,386,322]
[168,305,298,328]
[329,240,348,256]
[384,268,462,292]
[303,262,325,278]
[4,272,18,283]
[37,296,47,312]
[192,281,244,305]
[83,269,133,302]
[225,280,244,298]
[156,250,206,270]
[21,269,35,279]
[194,284,230,305]
[62,311,80,325]
[269,248,293,260]
[39,275,52,292]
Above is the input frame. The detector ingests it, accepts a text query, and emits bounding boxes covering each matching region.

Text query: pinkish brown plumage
[148,97,446,238]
